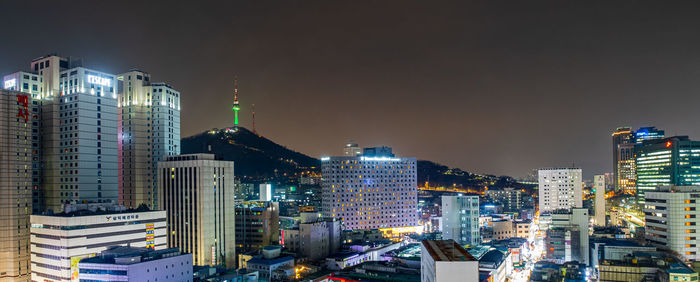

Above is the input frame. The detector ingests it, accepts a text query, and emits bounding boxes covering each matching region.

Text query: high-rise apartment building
[441,195,480,246]
[30,204,167,282]
[635,136,700,203]
[613,127,636,195]
[321,146,418,230]
[0,89,33,281]
[117,70,180,209]
[4,54,119,212]
[594,175,605,226]
[538,168,582,213]
[644,185,700,262]
[158,154,235,268]
[485,187,522,212]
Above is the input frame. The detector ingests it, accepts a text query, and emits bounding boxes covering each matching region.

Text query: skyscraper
[158,154,235,268]
[117,71,180,209]
[538,168,583,213]
[441,195,480,246]
[0,89,32,281]
[634,126,665,144]
[635,136,700,203]
[612,127,636,195]
[594,175,605,226]
[321,146,418,230]
[644,185,700,262]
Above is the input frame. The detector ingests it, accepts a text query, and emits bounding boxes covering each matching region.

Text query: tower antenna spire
[232,75,240,131]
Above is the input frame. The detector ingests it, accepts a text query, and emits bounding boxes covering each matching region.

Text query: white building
[442,195,480,246]
[0,89,33,281]
[594,174,606,226]
[321,146,418,230]
[550,208,590,265]
[117,71,181,210]
[78,246,192,282]
[158,154,236,268]
[30,205,167,282]
[3,71,42,98]
[259,183,272,201]
[420,240,478,282]
[538,168,583,213]
[645,185,700,261]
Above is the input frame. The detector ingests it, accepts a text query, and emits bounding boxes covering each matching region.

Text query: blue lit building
[635,126,665,144]
[635,136,700,203]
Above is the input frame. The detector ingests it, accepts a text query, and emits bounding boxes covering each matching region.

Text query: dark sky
[3,1,700,179]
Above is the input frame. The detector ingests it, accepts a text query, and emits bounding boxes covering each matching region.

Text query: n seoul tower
[232,76,240,131]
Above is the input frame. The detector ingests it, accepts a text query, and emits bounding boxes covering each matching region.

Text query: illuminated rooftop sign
[4,79,16,89]
[87,75,111,87]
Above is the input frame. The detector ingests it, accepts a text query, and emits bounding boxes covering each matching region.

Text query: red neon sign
[16,94,29,122]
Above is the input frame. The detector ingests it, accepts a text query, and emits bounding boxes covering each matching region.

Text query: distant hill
[181,127,319,182]
[181,127,533,189]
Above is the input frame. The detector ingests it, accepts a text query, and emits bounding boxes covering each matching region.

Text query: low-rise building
[281,214,341,261]
[420,240,478,282]
[514,220,531,238]
[492,219,514,241]
[78,246,192,282]
[598,251,698,281]
[478,249,512,282]
[244,246,294,281]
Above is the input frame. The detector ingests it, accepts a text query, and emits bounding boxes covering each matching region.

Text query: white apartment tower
[117,71,180,209]
[0,89,33,281]
[645,185,700,262]
[158,154,235,268]
[442,195,480,246]
[321,146,418,230]
[538,168,583,213]
[594,175,606,226]
[3,55,119,212]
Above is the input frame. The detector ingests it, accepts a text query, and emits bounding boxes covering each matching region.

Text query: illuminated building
[158,154,235,268]
[612,127,636,195]
[235,201,280,255]
[594,175,606,226]
[78,246,191,282]
[442,195,480,246]
[30,204,166,282]
[420,239,478,282]
[635,126,665,144]
[644,185,700,262]
[537,168,582,213]
[635,136,700,203]
[3,71,41,98]
[117,70,181,209]
[281,213,341,261]
[343,140,361,156]
[485,187,522,212]
[546,208,589,264]
[0,89,32,281]
[321,146,418,230]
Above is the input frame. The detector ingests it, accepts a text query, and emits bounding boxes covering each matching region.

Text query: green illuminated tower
[232,77,240,130]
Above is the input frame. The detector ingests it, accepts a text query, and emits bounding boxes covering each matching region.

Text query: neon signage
[16,94,29,122]
[4,79,16,89]
[87,75,111,87]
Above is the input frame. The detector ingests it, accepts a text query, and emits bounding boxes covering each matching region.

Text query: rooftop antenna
[232,75,240,131]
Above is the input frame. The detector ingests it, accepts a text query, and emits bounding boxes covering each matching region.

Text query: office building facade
[117,71,181,209]
[158,154,235,268]
[0,89,33,281]
[613,127,636,195]
[78,246,192,282]
[636,136,700,203]
[442,195,480,246]
[538,168,583,213]
[594,175,606,226]
[235,201,280,254]
[645,185,700,262]
[548,208,590,264]
[30,206,166,282]
[321,147,418,230]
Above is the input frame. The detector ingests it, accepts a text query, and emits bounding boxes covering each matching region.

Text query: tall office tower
[0,90,32,281]
[235,201,280,255]
[612,127,636,195]
[635,126,665,144]
[594,175,606,226]
[158,154,235,268]
[538,168,583,213]
[645,186,700,262]
[636,136,700,204]
[117,71,180,209]
[30,204,166,282]
[441,195,480,246]
[343,141,361,156]
[321,147,418,230]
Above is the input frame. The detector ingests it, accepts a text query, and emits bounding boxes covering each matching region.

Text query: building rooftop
[421,240,476,262]
[247,256,293,266]
[80,246,183,265]
[39,203,154,217]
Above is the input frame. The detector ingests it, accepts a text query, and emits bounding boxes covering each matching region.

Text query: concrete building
[636,136,700,203]
[234,201,280,255]
[259,183,272,201]
[78,246,192,282]
[598,251,698,281]
[645,185,700,261]
[478,249,512,282]
[538,168,583,213]
[244,246,294,281]
[492,219,514,241]
[590,238,656,269]
[30,204,167,282]
[0,89,32,281]
[441,195,480,246]
[158,154,235,268]
[321,146,418,230]
[117,71,181,209]
[547,208,590,265]
[343,141,361,156]
[485,188,522,212]
[514,220,531,238]
[281,214,342,261]
[420,240,478,282]
[594,174,606,226]
[3,71,42,98]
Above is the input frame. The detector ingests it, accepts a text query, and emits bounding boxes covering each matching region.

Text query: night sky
[3,1,700,179]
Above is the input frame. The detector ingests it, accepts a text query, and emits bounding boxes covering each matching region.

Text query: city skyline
[6,1,700,179]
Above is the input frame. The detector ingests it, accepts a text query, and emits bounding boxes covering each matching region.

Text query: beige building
[158,154,235,268]
[514,220,531,238]
[0,89,32,281]
[492,220,514,241]
[281,213,342,261]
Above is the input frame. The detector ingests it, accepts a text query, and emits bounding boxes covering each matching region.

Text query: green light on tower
[232,77,240,128]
